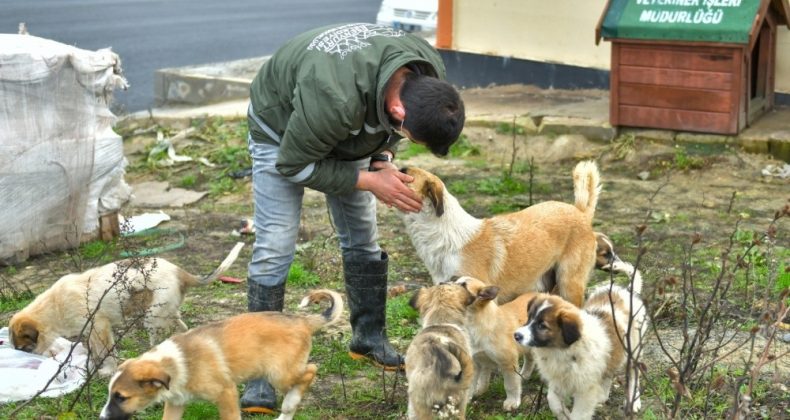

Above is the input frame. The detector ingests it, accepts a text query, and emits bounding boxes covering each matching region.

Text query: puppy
[513,278,647,419]
[407,282,476,420]
[100,289,343,420]
[9,242,244,376]
[456,276,536,411]
[400,161,601,306]
[595,232,643,292]
[594,232,620,270]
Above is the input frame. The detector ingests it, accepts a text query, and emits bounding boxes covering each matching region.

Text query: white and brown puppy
[100,289,343,420]
[456,276,536,411]
[407,282,476,420]
[9,242,244,376]
[400,161,601,306]
[595,232,644,293]
[513,280,648,419]
[594,232,620,271]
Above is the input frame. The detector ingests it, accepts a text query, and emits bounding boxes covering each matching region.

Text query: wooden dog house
[597,0,790,135]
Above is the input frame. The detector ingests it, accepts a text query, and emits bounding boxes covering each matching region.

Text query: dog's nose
[514,332,523,342]
[400,167,409,174]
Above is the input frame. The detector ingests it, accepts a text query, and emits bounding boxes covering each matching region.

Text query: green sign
[601,0,762,44]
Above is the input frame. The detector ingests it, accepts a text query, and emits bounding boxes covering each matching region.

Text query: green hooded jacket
[248,23,447,195]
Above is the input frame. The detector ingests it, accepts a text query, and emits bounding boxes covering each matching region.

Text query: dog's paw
[631,396,642,413]
[503,397,521,411]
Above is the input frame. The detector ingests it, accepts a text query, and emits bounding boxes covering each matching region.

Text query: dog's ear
[135,361,171,391]
[142,378,170,391]
[477,286,500,302]
[557,310,581,346]
[409,288,425,312]
[463,289,476,307]
[423,180,444,217]
[140,374,170,391]
[526,296,538,319]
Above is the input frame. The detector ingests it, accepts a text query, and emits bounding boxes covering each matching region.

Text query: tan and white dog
[594,232,644,293]
[513,278,647,419]
[99,289,343,420]
[400,161,601,306]
[456,276,536,411]
[9,242,244,376]
[407,282,476,420]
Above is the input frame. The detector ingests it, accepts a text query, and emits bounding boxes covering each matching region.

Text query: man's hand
[356,168,422,213]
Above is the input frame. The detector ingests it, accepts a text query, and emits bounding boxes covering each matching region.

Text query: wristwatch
[370,153,393,163]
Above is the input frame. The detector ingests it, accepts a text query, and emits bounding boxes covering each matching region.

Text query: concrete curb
[154,57,268,106]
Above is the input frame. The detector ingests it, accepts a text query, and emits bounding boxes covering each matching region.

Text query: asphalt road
[2,0,380,113]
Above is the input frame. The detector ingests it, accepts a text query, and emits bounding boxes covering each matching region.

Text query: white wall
[451,0,790,94]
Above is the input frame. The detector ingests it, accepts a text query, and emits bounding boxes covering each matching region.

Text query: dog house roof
[596,0,790,45]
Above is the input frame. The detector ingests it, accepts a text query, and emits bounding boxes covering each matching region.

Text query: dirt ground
[2,110,789,418]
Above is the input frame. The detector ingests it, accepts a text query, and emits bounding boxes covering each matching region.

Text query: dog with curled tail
[406,282,476,420]
[400,161,601,306]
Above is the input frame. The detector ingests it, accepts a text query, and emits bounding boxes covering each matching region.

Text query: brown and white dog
[513,278,647,419]
[99,289,343,420]
[9,242,244,376]
[456,276,536,411]
[407,282,476,420]
[595,232,644,293]
[400,161,601,306]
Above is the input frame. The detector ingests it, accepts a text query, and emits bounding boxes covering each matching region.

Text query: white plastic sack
[0,34,132,263]
[0,327,88,402]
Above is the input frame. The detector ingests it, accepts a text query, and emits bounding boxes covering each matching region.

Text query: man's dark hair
[400,72,465,157]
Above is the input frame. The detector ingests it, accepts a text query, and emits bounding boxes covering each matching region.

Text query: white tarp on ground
[0,327,88,402]
[0,34,132,263]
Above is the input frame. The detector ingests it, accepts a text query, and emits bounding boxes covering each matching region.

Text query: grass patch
[448,134,481,158]
[288,260,321,287]
[397,142,430,159]
[447,179,472,195]
[672,145,706,170]
[489,201,523,214]
[79,239,118,263]
[385,293,419,340]
[612,132,636,160]
[0,290,35,313]
[179,174,197,188]
[208,176,241,197]
[311,336,366,376]
[494,121,527,136]
[476,175,526,196]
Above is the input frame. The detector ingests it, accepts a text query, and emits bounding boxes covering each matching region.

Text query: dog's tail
[441,340,474,384]
[572,160,601,221]
[193,242,245,285]
[299,289,345,332]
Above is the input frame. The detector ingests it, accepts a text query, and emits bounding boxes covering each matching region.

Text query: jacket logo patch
[307,23,404,59]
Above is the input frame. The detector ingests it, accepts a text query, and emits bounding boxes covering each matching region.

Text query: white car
[376,0,438,34]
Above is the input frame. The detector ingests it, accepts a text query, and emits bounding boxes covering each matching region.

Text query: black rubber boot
[344,252,404,371]
[240,282,284,414]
